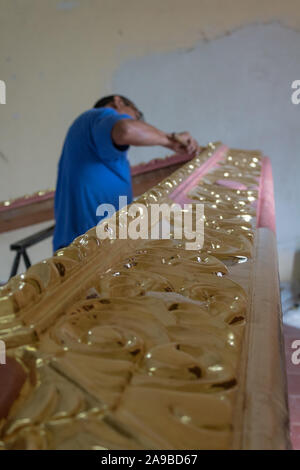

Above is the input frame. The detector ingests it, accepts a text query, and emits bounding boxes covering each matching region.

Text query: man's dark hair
[94,95,132,109]
[93,95,144,121]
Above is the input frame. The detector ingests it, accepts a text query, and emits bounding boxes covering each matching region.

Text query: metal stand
[9,225,55,278]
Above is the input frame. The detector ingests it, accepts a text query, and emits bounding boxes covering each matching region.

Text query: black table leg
[10,251,21,278]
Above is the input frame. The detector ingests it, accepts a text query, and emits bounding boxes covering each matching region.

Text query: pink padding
[216,179,247,190]
[257,156,276,233]
[0,190,55,213]
[131,153,193,176]
[170,145,228,206]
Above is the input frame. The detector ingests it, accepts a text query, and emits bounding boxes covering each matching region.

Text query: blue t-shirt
[53,107,133,251]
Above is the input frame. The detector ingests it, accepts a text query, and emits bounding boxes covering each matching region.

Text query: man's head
[94,95,144,121]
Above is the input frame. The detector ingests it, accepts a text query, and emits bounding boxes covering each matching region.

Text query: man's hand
[166,132,200,156]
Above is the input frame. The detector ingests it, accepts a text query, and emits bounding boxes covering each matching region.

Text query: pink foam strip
[131,152,193,176]
[216,179,247,190]
[256,156,276,233]
[0,190,55,213]
[169,144,228,206]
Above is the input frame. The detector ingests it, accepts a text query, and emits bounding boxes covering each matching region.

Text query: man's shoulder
[74,107,118,125]
[88,107,119,117]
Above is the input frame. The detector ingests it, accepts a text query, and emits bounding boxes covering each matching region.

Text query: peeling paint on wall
[113,22,300,281]
[56,1,80,11]
[0,151,8,163]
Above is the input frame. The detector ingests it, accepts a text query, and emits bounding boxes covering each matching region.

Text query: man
[53,95,199,251]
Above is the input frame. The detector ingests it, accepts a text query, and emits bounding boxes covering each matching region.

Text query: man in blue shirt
[53,95,199,251]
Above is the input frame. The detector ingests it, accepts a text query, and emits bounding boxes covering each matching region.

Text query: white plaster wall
[0,1,300,282]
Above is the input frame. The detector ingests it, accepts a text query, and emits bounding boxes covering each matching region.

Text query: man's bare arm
[112,119,199,155]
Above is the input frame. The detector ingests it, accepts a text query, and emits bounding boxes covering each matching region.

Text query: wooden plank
[0,154,194,234]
